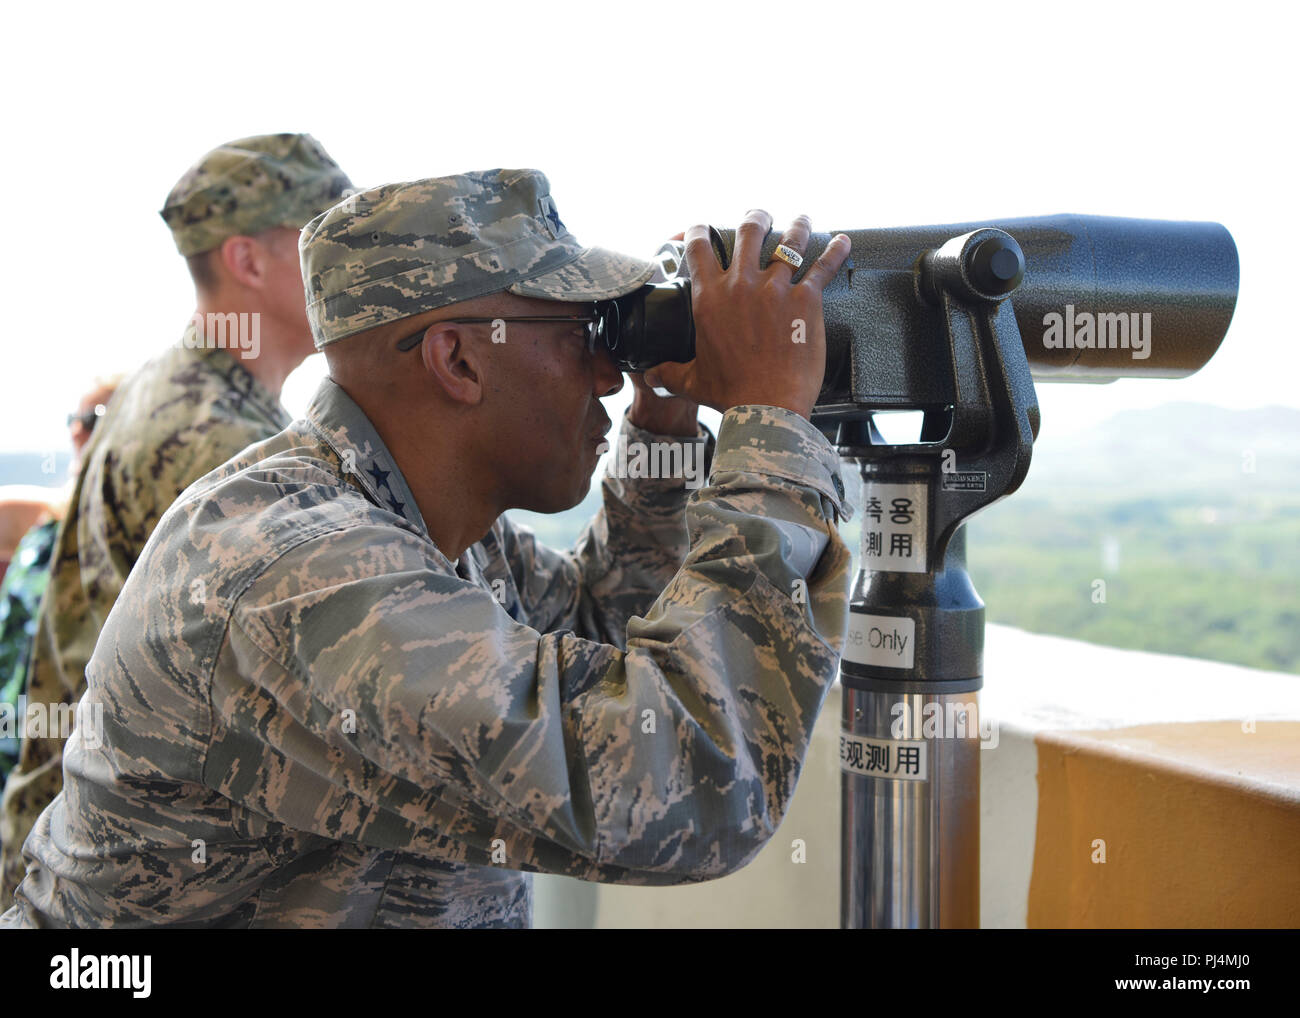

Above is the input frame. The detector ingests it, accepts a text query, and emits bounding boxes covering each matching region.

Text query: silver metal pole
[840,687,980,928]
[839,468,983,929]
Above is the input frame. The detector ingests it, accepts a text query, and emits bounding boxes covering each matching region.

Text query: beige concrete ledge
[1028,721,1300,928]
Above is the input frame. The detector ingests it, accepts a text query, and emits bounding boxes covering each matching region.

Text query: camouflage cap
[161,133,353,257]
[300,168,657,348]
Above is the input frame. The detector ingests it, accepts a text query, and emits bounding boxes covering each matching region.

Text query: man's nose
[593,348,624,399]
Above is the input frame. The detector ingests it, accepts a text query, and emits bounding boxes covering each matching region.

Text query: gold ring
[771,243,804,270]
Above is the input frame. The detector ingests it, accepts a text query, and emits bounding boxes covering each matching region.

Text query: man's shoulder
[149,430,439,599]
[134,435,457,669]
[96,345,284,460]
[86,428,440,708]
[168,428,375,537]
[76,346,289,516]
[108,343,255,419]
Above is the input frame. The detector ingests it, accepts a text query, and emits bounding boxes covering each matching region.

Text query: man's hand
[626,372,700,437]
[644,211,850,421]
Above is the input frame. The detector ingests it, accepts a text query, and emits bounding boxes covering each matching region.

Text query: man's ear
[420,323,483,406]
[217,235,270,290]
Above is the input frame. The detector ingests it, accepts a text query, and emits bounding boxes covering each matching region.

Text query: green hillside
[511,402,1300,676]
[964,492,1300,673]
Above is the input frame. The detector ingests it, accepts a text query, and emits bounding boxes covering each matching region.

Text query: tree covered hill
[512,402,1300,675]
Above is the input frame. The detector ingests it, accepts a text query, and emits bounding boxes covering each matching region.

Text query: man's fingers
[732,209,773,274]
[770,214,812,279]
[682,225,721,281]
[643,360,692,397]
[798,233,852,292]
[628,370,685,400]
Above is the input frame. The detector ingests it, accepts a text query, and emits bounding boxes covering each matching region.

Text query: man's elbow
[645,800,787,882]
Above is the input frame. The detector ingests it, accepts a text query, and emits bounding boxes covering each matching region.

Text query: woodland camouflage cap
[161,133,352,257]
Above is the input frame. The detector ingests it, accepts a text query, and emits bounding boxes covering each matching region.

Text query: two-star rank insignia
[367,464,392,491]
[538,195,564,239]
[366,462,405,516]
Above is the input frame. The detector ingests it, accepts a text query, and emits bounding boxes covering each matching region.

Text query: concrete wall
[533,624,1300,928]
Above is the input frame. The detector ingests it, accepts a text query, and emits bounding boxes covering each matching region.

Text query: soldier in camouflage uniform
[0,377,120,780]
[1,169,855,928]
[0,133,352,903]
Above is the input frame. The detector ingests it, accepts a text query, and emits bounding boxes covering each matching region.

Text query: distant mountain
[1022,403,1300,496]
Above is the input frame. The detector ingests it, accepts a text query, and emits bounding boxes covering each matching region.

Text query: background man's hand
[645,211,851,420]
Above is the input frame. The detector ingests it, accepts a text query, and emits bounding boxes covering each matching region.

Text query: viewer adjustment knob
[968,235,1025,297]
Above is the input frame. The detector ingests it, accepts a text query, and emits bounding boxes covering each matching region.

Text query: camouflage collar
[302,380,493,584]
[177,322,288,429]
[301,377,440,550]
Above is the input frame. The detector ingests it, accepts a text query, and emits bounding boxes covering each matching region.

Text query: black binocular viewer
[602,215,1239,429]
[635,217,1240,932]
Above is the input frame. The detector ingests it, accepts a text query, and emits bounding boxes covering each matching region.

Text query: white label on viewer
[842,613,915,669]
[860,481,927,573]
[840,731,928,781]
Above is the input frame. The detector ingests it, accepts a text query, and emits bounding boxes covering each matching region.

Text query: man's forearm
[568,410,716,642]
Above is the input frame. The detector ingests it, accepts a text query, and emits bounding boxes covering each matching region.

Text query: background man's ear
[218,235,269,290]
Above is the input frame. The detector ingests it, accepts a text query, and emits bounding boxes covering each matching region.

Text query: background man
[0,376,121,780]
[0,133,352,902]
[3,169,853,928]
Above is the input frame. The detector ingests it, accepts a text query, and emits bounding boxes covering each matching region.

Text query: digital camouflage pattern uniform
[0,133,351,904]
[2,170,855,928]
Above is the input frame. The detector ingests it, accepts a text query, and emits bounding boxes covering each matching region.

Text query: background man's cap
[161,133,353,257]
[300,168,656,348]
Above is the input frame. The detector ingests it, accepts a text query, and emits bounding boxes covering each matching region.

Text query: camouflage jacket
[0,334,290,903]
[2,379,853,928]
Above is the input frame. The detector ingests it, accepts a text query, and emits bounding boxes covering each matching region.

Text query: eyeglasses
[397,301,620,356]
[67,403,108,432]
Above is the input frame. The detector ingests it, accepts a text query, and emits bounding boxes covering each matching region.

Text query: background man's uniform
[0,133,351,903]
[1,170,854,928]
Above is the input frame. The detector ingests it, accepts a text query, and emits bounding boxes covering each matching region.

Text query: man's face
[476,295,624,514]
[68,381,118,455]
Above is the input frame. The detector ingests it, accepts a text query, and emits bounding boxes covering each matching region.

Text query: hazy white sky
[2,0,1293,452]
